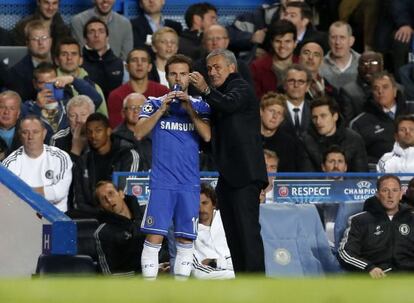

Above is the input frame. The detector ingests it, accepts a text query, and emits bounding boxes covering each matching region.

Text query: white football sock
[174,242,194,280]
[141,240,161,280]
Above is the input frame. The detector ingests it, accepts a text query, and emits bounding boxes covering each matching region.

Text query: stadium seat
[35,254,97,275]
[334,201,365,250]
[260,203,342,277]
[74,219,99,263]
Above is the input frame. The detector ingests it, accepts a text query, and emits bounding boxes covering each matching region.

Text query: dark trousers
[216,177,265,274]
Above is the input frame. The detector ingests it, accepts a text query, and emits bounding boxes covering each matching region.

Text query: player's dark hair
[185,2,217,29]
[376,174,401,191]
[83,17,109,39]
[322,145,347,164]
[310,95,340,115]
[165,54,193,74]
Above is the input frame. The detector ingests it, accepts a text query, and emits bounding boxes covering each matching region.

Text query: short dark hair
[395,115,414,133]
[86,112,110,129]
[165,54,193,74]
[376,174,401,191]
[126,47,152,64]
[285,1,313,22]
[266,19,297,53]
[200,182,217,207]
[371,71,397,88]
[83,17,109,39]
[185,2,217,28]
[19,115,46,131]
[310,95,340,115]
[54,36,82,58]
[322,145,347,164]
[33,62,56,80]
[283,63,312,83]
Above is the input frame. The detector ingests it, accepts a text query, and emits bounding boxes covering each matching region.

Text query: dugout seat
[334,201,364,250]
[35,254,97,275]
[74,219,99,263]
[259,203,342,277]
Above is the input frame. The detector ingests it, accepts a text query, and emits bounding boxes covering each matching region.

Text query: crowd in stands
[1,0,414,278]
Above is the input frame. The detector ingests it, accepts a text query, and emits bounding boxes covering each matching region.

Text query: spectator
[193,182,234,279]
[81,17,124,100]
[399,63,414,101]
[260,149,279,204]
[11,0,71,47]
[338,174,414,278]
[401,177,414,207]
[350,71,413,164]
[321,145,348,179]
[113,93,152,171]
[70,0,133,60]
[7,20,52,101]
[130,0,182,48]
[94,181,145,275]
[281,1,328,55]
[190,49,268,274]
[54,36,108,116]
[377,115,414,174]
[320,21,360,90]
[0,91,22,161]
[3,115,72,212]
[260,92,301,172]
[72,113,140,213]
[193,24,253,88]
[279,64,312,138]
[137,54,211,280]
[298,40,337,100]
[49,95,95,159]
[339,51,384,124]
[107,47,169,129]
[22,62,102,143]
[150,27,179,86]
[250,19,297,99]
[301,96,368,172]
[179,2,217,61]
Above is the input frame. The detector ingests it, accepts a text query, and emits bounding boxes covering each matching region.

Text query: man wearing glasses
[279,63,312,138]
[108,47,169,129]
[7,20,53,101]
[113,93,152,171]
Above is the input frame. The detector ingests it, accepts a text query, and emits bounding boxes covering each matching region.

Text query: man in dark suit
[130,0,182,48]
[279,64,312,139]
[190,49,268,274]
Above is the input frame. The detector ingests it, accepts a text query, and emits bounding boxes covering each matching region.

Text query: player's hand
[189,72,208,93]
[394,25,414,43]
[36,88,53,107]
[160,93,175,113]
[369,267,387,279]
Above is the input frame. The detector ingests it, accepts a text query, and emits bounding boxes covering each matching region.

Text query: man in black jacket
[190,49,268,274]
[94,180,145,275]
[301,96,368,172]
[72,113,139,213]
[338,174,414,278]
[82,17,124,99]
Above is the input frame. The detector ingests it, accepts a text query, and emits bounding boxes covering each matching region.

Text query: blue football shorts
[141,188,199,240]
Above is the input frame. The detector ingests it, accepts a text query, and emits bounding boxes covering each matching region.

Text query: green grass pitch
[1,275,414,303]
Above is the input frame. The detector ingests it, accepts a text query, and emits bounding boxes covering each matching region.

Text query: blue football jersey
[139,95,210,191]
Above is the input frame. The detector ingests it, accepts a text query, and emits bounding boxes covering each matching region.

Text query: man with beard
[71,0,132,60]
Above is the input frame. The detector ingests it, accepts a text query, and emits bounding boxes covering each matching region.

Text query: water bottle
[172,83,182,102]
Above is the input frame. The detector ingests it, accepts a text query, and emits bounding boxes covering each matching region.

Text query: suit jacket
[205,73,267,188]
[279,99,312,139]
[130,14,183,48]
